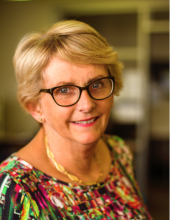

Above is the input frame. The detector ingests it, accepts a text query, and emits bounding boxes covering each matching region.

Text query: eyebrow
[53,74,107,87]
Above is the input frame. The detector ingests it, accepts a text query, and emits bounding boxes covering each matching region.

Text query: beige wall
[0,1,62,136]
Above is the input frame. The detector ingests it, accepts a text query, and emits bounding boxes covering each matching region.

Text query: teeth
[74,118,96,124]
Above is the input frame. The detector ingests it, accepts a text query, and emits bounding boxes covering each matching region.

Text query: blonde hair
[13,20,123,111]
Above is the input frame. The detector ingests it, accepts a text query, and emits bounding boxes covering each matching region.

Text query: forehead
[42,56,108,87]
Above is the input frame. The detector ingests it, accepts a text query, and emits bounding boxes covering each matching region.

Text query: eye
[53,86,70,96]
[92,83,100,88]
[53,86,78,97]
[60,87,68,93]
[91,81,103,89]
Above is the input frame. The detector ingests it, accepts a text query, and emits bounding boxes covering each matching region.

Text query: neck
[41,127,101,176]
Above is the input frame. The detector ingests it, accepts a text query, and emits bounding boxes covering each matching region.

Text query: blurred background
[0,0,169,219]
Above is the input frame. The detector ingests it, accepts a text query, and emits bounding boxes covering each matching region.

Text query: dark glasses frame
[39,76,115,107]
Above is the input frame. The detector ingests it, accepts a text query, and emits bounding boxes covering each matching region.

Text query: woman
[0,20,152,219]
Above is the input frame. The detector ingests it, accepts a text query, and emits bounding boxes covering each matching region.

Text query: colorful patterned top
[0,135,152,220]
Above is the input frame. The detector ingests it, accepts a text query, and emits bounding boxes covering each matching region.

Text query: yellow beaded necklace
[45,135,103,185]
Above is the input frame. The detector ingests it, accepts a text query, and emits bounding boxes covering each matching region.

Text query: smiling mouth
[72,117,98,124]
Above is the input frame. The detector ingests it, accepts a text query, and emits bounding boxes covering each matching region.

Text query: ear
[26,101,44,123]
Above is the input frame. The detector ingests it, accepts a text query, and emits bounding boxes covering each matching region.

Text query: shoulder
[0,156,20,182]
[103,134,133,160]
[0,156,18,190]
[0,156,38,219]
[103,134,134,176]
[0,155,17,172]
[0,155,33,180]
[0,154,32,188]
[0,155,41,188]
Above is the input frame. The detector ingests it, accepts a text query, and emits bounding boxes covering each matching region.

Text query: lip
[71,116,99,127]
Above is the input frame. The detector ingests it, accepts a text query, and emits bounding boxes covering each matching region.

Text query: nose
[76,90,95,112]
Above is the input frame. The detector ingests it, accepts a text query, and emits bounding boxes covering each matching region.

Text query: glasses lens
[53,86,79,106]
[89,78,114,100]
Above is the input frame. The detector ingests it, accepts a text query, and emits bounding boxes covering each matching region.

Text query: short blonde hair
[13,20,123,111]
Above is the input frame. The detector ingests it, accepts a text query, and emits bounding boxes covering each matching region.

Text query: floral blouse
[0,135,152,219]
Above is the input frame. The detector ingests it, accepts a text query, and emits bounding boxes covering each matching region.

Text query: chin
[74,131,103,146]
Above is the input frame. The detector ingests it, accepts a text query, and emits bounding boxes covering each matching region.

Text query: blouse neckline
[9,135,117,189]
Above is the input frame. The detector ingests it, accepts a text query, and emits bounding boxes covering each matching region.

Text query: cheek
[98,99,113,126]
[102,96,114,113]
[41,97,74,126]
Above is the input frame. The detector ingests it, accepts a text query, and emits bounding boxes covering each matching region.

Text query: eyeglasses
[39,76,115,107]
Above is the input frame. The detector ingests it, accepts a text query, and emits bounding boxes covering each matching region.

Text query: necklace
[44,135,103,185]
